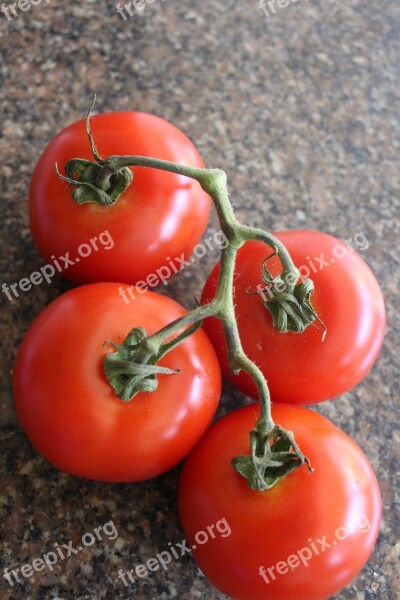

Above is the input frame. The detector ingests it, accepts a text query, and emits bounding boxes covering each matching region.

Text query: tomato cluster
[13,110,385,600]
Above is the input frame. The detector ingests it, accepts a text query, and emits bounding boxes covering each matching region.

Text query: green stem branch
[58,105,320,490]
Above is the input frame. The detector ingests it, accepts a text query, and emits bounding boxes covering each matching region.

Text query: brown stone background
[0,1,399,599]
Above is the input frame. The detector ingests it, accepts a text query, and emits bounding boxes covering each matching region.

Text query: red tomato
[12,283,221,481]
[201,230,385,404]
[29,112,210,284]
[179,403,381,600]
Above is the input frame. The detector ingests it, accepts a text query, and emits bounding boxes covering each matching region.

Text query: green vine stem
[56,101,320,490]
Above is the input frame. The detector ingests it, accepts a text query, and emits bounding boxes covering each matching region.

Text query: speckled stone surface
[0,1,399,599]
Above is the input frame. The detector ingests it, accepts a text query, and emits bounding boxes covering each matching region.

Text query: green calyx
[249,254,326,338]
[56,158,133,207]
[232,424,313,491]
[103,322,202,401]
[55,95,133,206]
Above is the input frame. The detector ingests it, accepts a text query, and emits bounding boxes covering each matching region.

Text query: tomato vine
[55,98,327,491]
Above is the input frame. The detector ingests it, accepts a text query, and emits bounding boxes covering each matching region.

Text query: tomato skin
[12,283,221,481]
[178,403,381,600]
[29,112,210,284]
[201,230,386,404]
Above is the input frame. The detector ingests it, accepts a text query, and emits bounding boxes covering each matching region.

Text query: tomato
[178,403,381,600]
[12,283,221,481]
[29,112,210,284]
[201,230,385,404]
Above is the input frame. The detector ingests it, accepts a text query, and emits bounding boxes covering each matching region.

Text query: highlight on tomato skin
[12,282,222,482]
[29,111,211,285]
[201,230,386,404]
[178,402,382,600]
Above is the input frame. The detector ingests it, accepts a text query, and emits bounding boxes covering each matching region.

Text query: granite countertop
[1,1,399,599]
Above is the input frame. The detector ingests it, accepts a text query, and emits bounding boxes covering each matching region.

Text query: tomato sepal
[56,158,134,206]
[249,253,326,337]
[103,321,203,401]
[103,327,177,400]
[232,424,313,490]
[55,97,135,207]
